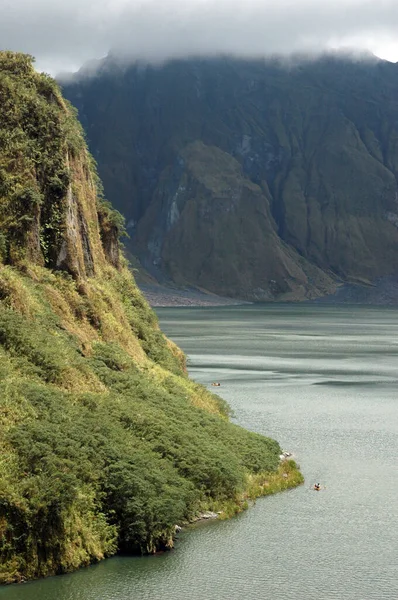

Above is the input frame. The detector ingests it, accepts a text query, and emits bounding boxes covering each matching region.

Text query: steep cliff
[0,51,122,278]
[62,54,398,300]
[134,141,335,299]
[0,52,302,584]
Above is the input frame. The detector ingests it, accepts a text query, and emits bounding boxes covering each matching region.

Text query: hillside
[0,52,302,584]
[62,54,398,301]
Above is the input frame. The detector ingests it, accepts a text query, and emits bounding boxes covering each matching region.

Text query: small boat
[313,485,321,491]
[211,382,221,387]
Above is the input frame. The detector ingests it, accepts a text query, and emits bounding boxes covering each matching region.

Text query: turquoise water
[2,304,398,599]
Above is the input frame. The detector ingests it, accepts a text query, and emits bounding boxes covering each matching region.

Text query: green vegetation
[0,52,302,584]
[1,52,72,265]
[63,55,398,300]
[0,50,123,277]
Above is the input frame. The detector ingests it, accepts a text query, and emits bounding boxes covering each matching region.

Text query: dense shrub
[0,51,294,584]
[0,283,283,582]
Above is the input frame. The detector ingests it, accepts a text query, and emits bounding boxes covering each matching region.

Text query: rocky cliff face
[0,51,122,281]
[134,141,336,300]
[62,54,398,300]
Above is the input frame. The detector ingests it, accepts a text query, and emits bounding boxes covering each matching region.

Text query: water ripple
[3,305,398,600]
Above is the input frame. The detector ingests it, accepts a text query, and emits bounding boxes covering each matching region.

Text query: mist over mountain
[62,54,398,301]
[3,0,398,73]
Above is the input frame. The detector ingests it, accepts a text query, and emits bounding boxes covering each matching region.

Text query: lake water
[2,304,398,600]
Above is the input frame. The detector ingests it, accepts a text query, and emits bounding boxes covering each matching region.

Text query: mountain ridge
[62,54,398,301]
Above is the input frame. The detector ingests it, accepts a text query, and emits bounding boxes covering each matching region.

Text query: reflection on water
[2,304,398,600]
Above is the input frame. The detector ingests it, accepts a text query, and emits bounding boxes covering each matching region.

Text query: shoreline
[3,462,303,586]
[184,458,303,527]
[139,284,249,307]
[139,279,398,308]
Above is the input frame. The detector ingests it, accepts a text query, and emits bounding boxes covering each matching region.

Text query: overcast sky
[1,0,398,74]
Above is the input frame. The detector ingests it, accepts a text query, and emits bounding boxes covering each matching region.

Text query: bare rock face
[134,141,336,300]
[98,212,120,269]
[56,184,94,278]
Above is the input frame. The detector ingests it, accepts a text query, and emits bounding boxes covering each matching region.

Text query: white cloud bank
[1,0,398,73]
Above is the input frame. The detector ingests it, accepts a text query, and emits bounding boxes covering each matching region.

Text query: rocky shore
[139,284,248,307]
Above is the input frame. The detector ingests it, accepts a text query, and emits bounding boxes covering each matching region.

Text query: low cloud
[1,0,398,74]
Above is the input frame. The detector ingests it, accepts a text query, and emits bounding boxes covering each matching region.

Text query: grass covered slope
[0,52,302,584]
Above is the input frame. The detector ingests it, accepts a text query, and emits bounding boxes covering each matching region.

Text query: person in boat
[314,483,321,490]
